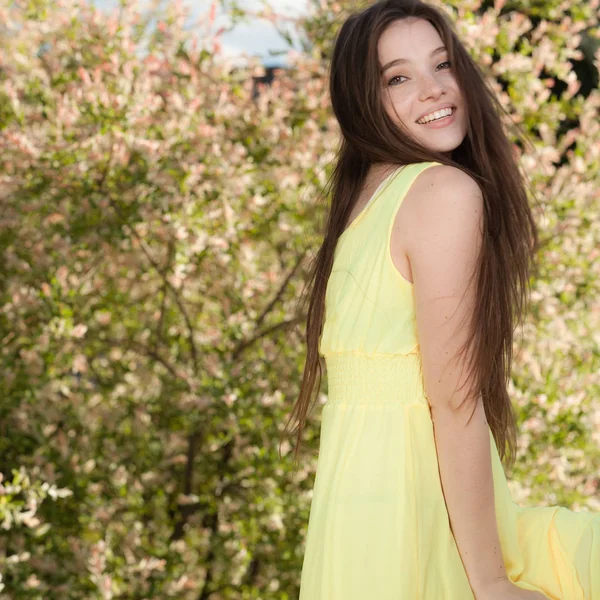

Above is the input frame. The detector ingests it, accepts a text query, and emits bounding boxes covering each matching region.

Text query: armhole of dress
[385,162,443,286]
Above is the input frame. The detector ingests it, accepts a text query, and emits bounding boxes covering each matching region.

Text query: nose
[418,74,445,101]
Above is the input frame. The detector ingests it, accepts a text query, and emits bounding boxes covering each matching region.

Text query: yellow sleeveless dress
[298,162,599,600]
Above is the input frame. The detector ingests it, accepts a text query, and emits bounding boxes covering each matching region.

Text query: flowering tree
[0,0,598,597]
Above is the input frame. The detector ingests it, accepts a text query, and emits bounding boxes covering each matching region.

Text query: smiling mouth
[416,106,456,124]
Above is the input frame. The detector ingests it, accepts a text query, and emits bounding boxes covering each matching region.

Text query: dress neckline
[338,165,406,241]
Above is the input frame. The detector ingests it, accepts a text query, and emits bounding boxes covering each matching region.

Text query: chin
[415,131,467,154]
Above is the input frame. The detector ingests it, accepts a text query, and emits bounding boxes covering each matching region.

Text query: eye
[388,60,451,85]
[387,74,407,86]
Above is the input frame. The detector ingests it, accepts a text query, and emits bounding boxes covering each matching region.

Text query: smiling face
[378,17,468,154]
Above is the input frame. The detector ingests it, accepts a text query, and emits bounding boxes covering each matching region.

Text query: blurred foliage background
[0,0,598,597]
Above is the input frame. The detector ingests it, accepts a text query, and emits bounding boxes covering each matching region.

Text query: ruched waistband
[323,352,430,407]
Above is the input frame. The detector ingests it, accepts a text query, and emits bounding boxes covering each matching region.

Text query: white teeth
[417,107,453,124]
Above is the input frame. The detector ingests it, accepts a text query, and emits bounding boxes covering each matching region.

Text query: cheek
[383,101,402,124]
[386,93,412,121]
[446,76,463,98]
[382,88,415,127]
[381,92,396,119]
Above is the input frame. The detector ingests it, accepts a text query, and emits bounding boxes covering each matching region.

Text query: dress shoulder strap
[378,161,443,285]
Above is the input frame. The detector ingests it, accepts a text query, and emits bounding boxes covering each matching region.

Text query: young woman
[284,1,600,599]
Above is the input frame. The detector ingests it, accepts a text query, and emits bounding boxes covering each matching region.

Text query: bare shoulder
[408,164,483,215]
[403,164,484,254]
[389,164,483,284]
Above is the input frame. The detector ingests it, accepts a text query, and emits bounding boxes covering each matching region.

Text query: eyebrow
[381,46,447,73]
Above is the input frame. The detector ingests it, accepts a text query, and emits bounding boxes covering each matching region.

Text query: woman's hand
[475,578,553,600]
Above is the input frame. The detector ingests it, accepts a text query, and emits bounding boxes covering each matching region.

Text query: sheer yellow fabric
[298,162,599,600]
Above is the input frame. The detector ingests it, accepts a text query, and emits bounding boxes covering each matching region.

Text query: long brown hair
[281,0,540,474]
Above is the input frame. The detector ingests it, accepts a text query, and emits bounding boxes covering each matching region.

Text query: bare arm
[405,166,506,595]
